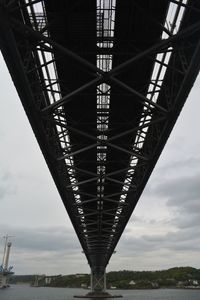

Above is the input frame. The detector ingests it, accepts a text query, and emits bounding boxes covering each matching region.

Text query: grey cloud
[0,223,88,274]
[127,214,147,226]
[0,184,7,199]
[148,172,200,229]
[117,170,200,265]
[117,225,200,258]
[156,175,200,205]
[0,171,15,200]
[129,214,170,226]
[175,214,200,229]
[156,156,200,180]
[12,250,88,275]
[144,156,200,197]
[0,224,80,254]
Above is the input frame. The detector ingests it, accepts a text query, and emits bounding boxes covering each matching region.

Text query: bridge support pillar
[90,269,106,293]
[0,275,7,288]
[74,268,122,298]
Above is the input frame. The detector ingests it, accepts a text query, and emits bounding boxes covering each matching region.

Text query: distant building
[110,286,117,289]
[177,281,184,287]
[45,277,52,285]
[44,275,62,285]
[75,274,86,278]
[129,280,136,285]
[151,282,159,288]
[189,279,199,286]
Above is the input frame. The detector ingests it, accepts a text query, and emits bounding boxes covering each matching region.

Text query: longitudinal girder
[0,0,200,273]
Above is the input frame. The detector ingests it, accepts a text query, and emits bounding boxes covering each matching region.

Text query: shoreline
[9,284,200,290]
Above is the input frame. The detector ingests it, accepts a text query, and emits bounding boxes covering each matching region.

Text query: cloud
[112,154,200,271]
[0,170,15,200]
[0,224,80,253]
[0,223,89,275]
[110,225,200,273]
[159,156,200,177]
[151,171,200,229]
[109,223,200,271]
[156,175,200,205]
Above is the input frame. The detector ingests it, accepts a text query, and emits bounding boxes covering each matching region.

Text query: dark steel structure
[0,0,200,294]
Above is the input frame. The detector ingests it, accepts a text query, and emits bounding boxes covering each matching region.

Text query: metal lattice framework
[0,0,200,277]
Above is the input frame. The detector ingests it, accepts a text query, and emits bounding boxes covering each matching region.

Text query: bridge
[0,0,200,297]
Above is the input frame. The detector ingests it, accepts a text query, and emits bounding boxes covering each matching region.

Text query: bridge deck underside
[0,0,200,272]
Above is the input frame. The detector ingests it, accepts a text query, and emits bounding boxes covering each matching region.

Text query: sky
[0,51,200,276]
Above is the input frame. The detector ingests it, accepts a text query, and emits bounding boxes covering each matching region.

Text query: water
[0,285,200,300]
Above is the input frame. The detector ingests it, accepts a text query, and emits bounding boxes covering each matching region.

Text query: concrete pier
[74,291,122,298]
[0,237,14,289]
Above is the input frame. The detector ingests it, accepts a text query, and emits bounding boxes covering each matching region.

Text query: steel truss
[0,0,200,280]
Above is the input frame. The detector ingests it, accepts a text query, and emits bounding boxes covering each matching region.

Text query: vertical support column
[1,275,7,287]
[90,269,93,291]
[74,268,122,297]
[4,242,12,270]
[104,272,106,291]
[91,268,106,293]
[2,239,7,268]
[0,237,13,289]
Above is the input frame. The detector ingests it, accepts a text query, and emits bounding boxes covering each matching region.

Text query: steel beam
[108,19,200,77]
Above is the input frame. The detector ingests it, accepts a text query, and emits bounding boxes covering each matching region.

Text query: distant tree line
[10,267,200,289]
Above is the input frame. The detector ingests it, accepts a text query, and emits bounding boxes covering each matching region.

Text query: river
[0,285,200,300]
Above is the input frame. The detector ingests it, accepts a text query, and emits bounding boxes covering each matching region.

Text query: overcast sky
[0,52,200,275]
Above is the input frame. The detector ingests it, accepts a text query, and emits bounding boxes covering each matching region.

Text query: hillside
[10,267,200,289]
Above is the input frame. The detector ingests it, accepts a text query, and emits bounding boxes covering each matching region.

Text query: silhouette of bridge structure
[0,0,200,297]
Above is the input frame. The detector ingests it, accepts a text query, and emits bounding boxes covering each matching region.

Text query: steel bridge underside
[0,0,200,276]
